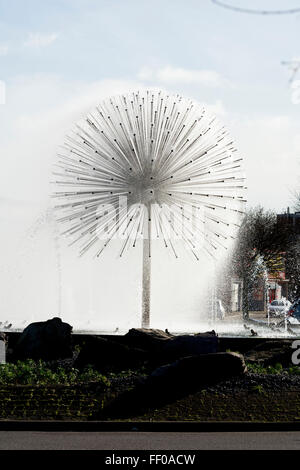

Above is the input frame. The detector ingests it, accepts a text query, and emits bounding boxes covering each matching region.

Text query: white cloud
[201,99,227,117]
[23,32,59,49]
[0,75,146,203]
[138,65,230,88]
[0,45,8,56]
[229,114,300,211]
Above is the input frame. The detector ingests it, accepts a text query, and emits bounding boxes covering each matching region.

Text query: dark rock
[74,329,218,372]
[123,328,173,352]
[218,337,263,354]
[122,329,218,366]
[161,332,218,361]
[12,317,73,361]
[245,340,294,367]
[100,352,246,419]
[148,352,246,392]
[74,335,148,372]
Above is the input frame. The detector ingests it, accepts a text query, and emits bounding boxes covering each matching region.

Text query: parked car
[287,299,300,319]
[267,299,291,318]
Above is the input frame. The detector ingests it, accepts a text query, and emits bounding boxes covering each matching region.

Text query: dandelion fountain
[52,89,246,329]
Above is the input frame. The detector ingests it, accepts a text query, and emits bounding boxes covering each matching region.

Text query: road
[0,431,300,450]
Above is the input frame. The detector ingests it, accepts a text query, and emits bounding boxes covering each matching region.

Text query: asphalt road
[0,431,300,450]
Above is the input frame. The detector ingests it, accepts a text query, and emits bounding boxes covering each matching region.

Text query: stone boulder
[123,328,173,352]
[121,329,218,366]
[12,317,73,361]
[161,332,218,361]
[148,352,246,392]
[100,352,246,419]
[244,340,293,367]
[75,329,219,372]
[74,335,148,372]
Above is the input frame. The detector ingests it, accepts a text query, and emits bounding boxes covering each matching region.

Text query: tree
[294,191,300,212]
[231,207,290,319]
[285,242,300,302]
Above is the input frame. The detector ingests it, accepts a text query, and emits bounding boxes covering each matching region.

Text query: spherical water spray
[53,90,246,328]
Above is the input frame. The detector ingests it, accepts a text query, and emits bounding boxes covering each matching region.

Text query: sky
[0,0,299,212]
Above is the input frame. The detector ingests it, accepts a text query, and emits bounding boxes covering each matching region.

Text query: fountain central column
[142,203,151,329]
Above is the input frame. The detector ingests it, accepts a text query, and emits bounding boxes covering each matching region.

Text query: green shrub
[251,384,265,394]
[287,366,300,375]
[246,362,283,375]
[0,360,110,386]
[107,367,147,380]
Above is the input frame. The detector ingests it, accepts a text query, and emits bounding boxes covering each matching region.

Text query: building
[277,209,300,236]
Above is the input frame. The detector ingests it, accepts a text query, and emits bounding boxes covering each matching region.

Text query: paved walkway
[0,431,299,450]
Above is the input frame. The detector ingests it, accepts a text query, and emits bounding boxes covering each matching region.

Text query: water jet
[53,90,246,328]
